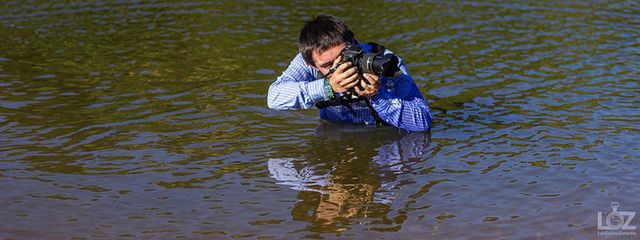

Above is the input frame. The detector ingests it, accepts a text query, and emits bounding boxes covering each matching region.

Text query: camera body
[339,43,402,78]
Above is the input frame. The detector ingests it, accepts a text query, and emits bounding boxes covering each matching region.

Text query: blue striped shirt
[267,43,432,131]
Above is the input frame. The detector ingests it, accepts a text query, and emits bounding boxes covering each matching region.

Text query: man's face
[311,42,347,76]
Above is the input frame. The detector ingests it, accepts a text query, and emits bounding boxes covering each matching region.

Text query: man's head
[299,14,355,73]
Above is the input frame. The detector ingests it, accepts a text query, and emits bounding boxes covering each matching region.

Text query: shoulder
[280,52,318,79]
[291,53,317,73]
[290,53,311,69]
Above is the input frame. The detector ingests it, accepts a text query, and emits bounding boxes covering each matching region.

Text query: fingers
[328,62,348,83]
[362,73,379,84]
[357,74,380,98]
[336,67,357,83]
[329,64,382,94]
[334,73,358,92]
[335,61,353,75]
[342,75,359,89]
[352,80,369,98]
[354,86,366,98]
[329,61,359,93]
[361,80,376,94]
[341,70,358,84]
[331,55,343,69]
[329,62,354,82]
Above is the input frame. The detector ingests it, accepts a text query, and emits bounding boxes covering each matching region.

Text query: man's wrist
[324,78,335,100]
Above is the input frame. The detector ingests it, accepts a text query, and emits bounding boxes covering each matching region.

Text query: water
[1,1,639,239]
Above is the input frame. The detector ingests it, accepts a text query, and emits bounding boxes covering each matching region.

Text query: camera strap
[358,42,389,125]
[315,94,387,126]
[314,42,389,126]
[364,98,388,126]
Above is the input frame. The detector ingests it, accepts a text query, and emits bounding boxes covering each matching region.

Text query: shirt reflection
[268,122,432,229]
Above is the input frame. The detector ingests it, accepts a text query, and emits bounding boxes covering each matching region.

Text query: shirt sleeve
[369,61,432,132]
[267,53,328,110]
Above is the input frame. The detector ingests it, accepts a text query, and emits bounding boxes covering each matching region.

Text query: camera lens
[361,53,401,78]
[341,44,402,78]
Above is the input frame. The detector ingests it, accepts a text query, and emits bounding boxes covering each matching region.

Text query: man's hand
[354,73,380,98]
[328,56,359,93]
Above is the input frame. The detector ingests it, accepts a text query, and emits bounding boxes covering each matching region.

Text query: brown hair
[298,14,354,66]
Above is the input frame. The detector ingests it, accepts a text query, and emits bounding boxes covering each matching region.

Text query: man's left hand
[354,73,380,98]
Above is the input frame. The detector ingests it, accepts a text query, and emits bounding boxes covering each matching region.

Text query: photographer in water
[267,14,432,131]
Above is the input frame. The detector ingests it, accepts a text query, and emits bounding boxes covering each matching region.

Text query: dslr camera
[339,43,402,79]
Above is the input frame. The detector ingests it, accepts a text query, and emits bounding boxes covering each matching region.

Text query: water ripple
[1,0,639,239]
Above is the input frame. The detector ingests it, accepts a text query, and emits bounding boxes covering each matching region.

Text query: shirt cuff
[308,78,329,103]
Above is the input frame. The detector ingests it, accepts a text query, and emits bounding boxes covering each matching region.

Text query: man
[267,14,432,132]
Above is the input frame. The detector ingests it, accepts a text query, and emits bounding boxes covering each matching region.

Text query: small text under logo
[597,202,636,238]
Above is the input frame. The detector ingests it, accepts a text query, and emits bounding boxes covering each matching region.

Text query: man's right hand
[328,56,359,93]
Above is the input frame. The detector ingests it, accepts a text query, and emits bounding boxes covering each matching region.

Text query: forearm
[267,77,327,110]
[267,53,329,110]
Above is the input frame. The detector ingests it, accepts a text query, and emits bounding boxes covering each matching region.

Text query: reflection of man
[267,14,432,131]
[268,123,431,225]
[268,158,379,224]
[314,183,375,223]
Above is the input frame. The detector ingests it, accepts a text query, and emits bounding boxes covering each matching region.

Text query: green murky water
[1,1,639,239]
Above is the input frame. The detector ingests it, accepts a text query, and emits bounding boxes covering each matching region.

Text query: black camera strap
[315,77,388,126]
[314,42,390,126]
[364,98,387,126]
[315,94,387,126]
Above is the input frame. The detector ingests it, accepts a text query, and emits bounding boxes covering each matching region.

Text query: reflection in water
[0,0,638,238]
[269,123,431,230]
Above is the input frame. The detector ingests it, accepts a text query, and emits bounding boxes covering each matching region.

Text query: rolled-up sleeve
[267,54,327,110]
